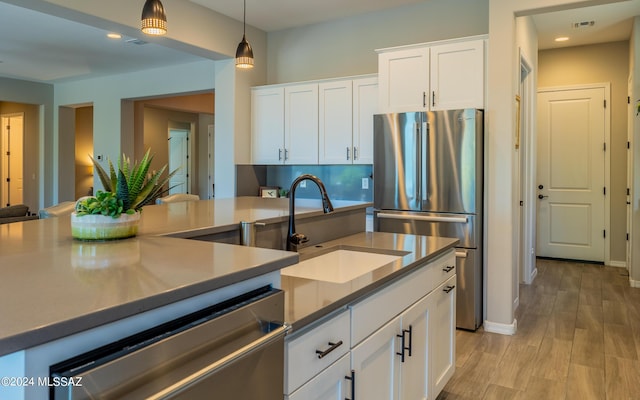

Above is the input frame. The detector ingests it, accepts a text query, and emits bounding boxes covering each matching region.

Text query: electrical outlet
[362,178,369,189]
[300,180,306,188]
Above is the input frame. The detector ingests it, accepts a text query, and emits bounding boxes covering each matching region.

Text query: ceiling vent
[125,38,149,45]
[572,21,595,29]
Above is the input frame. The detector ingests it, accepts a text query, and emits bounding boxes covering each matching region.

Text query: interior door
[169,129,190,194]
[536,87,606,262]
[1,114,24,207]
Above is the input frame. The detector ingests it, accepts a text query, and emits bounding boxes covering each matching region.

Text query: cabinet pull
[443,285,456,294]
[284,148,289,161]
[278,148,283,161]
[346,147,350,160]
[353,147,358,160]
[406,325,413,357]
[396,327,411,362]
[423,91,426,108]
[345,369,355,400]
[315,340,343,359]
[432,91,435,107]
[442,265,455,273]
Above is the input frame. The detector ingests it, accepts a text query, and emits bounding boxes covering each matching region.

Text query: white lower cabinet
[284,249,456,400]
[429,275,457,396]
[286,354,352,400]
[351,315,402,399]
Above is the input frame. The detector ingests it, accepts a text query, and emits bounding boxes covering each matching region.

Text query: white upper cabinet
[251,87,285,164]
[377,37,485,113]
[352,77,378,164]
[318,79,353,164]
[284,83,319,164]
[251,83,318,165]
[430,40,484,110]
[318,77,378,165]
[252,75,377,166]
[378,47,430,113]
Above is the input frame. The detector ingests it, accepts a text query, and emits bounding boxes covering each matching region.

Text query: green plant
[77,149,179,218]
[75,190,127,217]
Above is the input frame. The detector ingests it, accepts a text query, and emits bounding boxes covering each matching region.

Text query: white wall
[54,60,217,200]
[485,0,624,333]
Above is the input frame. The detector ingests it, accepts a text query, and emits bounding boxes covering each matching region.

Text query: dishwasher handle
[376,212,468,224]
[148,323,289,400]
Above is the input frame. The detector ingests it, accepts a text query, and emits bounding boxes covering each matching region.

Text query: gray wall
[266,0,489,84]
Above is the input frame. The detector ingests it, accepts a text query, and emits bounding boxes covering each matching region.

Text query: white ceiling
[0,0,639,84]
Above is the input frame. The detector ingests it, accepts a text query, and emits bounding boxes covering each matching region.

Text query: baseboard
[483,318,517,335]
[630,278,640,288]
[513,296,519,311]
[528,267,538,284]
[608,260,626,268]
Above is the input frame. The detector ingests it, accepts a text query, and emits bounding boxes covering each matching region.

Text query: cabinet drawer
[285,309,351,394]
[426,250,457,290]
[285,354,351,400]
[351,249,455,345]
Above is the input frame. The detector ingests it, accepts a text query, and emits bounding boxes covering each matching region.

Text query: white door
[168,129,190,194]
[398,294,431,400]
[378,47,429,113]
[351,316,401,400]
[353,77,378,165]
[537,87,606,262]
[1,114,24,207]
[318,80,353,164]
[286,355,351,400]
[430,40,484,110]
[251,87,284,164]
[285,83,318,164]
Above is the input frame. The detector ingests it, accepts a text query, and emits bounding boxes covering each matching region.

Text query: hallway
[438,259,640,399]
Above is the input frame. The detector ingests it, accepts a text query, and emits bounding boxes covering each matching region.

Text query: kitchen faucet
[287,174,334,251]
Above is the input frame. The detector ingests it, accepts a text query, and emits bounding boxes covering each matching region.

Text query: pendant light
[141,0,167,36]
[235,0,254,69]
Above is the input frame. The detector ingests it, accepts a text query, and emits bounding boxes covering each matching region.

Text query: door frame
[1,112,25,207]
[534,83,611,265]
[168,127,192,194]
[519,52,536,285]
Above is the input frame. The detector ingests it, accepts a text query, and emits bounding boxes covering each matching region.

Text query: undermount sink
[281,249,403,284]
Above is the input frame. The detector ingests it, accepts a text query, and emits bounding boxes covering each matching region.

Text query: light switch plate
[362,178,369,189]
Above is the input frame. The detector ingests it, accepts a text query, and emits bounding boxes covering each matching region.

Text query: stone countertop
[0,197,369,356]
[281,231,459,335]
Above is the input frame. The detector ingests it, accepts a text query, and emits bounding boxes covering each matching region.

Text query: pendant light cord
[243,0,247,36]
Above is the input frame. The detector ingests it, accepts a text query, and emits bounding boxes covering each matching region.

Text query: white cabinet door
[398,293,431,400]
[318,80,353,164]
[251,87,285,164]
[429,274,456,397]
[352,77,378,164]
[351,315,401,400]
[286,354,352,400]
[430,40,484,110]
[378,47,429,113]
[285,83,318,164]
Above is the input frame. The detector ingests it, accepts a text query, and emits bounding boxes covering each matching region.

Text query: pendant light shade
[235,0,254,69]
[141,0,167,36]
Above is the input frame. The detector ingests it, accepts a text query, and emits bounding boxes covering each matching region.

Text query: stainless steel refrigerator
[373,109,483,331]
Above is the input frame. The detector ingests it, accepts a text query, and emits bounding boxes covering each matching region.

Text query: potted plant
[71,149,178,240]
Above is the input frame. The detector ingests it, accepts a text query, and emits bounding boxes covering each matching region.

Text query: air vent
[572,21,595,29]
[125,38,149,45]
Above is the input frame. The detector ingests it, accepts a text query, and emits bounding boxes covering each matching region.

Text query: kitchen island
[0,196,459,399]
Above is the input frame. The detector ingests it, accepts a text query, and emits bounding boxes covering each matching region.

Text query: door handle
[538,194,549,200]
[538,184,544,189]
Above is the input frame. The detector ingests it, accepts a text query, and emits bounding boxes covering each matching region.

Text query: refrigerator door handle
[421,120,428,202]
[455,250,468,259]
[377,213,469,224]
[415,121,422,205]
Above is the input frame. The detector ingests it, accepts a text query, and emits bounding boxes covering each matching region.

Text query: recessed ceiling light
[555,37,570,42]
[107,33,122,39]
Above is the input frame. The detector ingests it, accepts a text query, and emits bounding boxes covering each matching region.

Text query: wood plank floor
[437,258,640,400]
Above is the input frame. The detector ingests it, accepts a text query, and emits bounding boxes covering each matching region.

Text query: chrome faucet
[287,174,334,251]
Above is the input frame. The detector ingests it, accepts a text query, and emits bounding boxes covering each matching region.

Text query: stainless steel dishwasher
[50,286,287,399]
